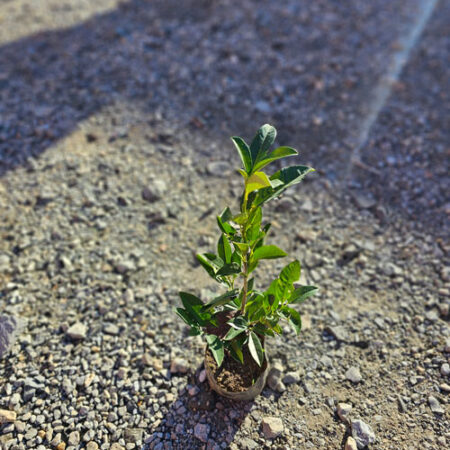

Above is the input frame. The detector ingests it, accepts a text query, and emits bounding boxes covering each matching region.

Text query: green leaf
[196,253,216,279]
[203,253,224,269]
[248,259,259,274]
[206,334,224,366]
[280,260,300,284]
[233,241,250,253]
[179,291,203,309]
[252,146,298,172]
[246,207,262,241]
[245,171,272,195]
[254,165,315,206]
[249,124,277,166]
[231,250,241,266]
[252,322,275,337]
[179,292,208,326]
[216,262,241,276]
[253,245,287,261]
[282,307,302,334]
[228,315,248,330]
[231,136,252,173]
[217,207,235,236]
[232,213,248,225]
[289,285,318,304]
[224,326,245,340]
[217,234,232,264]
[277,260,301,301]
[230,340,244,363]
[248,332,264,366]
[175,307,197,327]
[202,289,239,311]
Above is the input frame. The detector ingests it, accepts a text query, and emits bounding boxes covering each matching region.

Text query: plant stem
[240,186,250,314]
[241,257,248,314]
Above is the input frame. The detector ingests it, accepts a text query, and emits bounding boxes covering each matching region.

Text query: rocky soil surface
[0,1,449,449]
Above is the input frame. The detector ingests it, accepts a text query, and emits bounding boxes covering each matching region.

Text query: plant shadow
[143,364,260,450]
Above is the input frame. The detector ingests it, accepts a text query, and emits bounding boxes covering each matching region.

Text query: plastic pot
[204,349,269,401]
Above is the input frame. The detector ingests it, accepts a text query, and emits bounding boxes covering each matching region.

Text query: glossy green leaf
[231,136,252,173]
[247,259,259,274]
[249,124,277,166]
[227,315,248,330]
[206,334,224,366]
[254,165,315,206]
[246,207,262,241]
[282,307,302,334]
[196,253,216,278]
[280,260,301,285]
[230,340,244,363]
[216,262,241,276]
[217,207,235,235]
[202,289,239,311]
[252,245,287,261]
[231,250,241,266]
[289,285,318,304]
[203,253,224,269]
[245,171,272,195]
[224,326,245,340]
[277,260,300,301]
[248,332,264,367]
[175,307,197,327]
[233,241,250,253]
[252,146,298,172]
[179,292,209,326]
[217,234,232,264]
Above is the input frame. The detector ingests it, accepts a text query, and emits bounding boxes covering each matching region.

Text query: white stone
[345,436,358,450]
[337,403,352,422]
[0,409,16,423]
[66,322,87,340]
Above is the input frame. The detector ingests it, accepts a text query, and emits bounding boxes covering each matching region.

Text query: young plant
[176,124,318,368]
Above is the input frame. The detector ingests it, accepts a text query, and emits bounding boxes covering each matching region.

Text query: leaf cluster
[176,124,318,368]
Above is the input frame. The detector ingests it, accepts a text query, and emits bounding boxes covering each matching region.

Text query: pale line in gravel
[343,0,438,183]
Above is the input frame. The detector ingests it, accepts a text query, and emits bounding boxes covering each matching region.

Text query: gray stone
[346,366,362,383]
[440,363,450,377]
[283,371,301,385]
[0,315,26,358]
[104,323,120,335]
[351,419,376,449]
[206,161,230,176]
[428,396,444,414]
[261,416,284,439]
[124,428,143,443]
[325,326,349,342]
[194,423,210,443]
[170,358,189,374]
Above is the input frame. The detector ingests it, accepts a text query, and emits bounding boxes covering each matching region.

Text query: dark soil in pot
[204,310,267,393]
[205,344,267,392]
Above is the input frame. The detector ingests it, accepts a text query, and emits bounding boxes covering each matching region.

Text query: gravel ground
[0,1,449,449]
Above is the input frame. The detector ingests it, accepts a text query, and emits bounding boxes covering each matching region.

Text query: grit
[0,1,448,449]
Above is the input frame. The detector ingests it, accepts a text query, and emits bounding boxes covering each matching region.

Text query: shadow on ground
[143,366,255,450]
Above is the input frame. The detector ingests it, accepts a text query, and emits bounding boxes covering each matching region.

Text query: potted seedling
[176,124,318,400]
